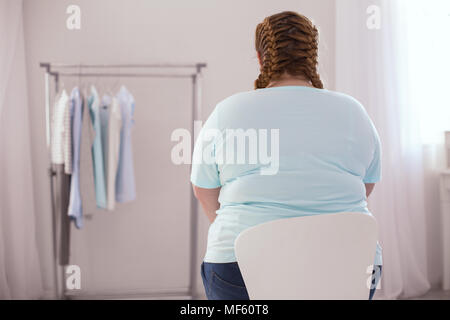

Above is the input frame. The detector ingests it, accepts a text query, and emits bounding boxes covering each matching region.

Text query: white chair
[234,212,378,300]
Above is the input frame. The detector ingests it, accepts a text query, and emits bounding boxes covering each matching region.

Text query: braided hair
[254,11,323,89]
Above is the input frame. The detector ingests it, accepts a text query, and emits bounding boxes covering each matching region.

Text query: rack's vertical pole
[54,72,66,300]
[189,72,200,299]
[44,69,60,299]
[196,64,203,122]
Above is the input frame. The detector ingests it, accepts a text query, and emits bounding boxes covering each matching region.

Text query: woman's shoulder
[215,89,256,106]
[214,87,369,117]
[220,87,362,102]
[323,89,365,107]
[314,88,370,116]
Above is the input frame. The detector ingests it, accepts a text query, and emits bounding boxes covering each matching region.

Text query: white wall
[23,0,336,298]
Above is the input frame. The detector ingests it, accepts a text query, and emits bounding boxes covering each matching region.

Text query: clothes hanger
[93,73,102,97]
[60,79,66,94]
[76,64,81,92]
[90,73,106,109]
[100,78,114,110]
[79,65,90,99]
[55,79,66,104]
[108,68,121,97]
[112,74,122,96]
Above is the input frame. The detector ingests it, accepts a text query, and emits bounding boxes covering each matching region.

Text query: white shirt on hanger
[51,89,72,174]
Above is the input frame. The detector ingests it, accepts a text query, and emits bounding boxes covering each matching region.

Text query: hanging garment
[51,89,72,173]
[106,97,122,210]
[68,87,84,228]
[99,94,122,210]
[99,95,111,209]
[52,164,71,265]
[63,92,72,174]
[115,86,136,203]
[79,86,96,220]
[88,86,107,209]
[99,94,110,172]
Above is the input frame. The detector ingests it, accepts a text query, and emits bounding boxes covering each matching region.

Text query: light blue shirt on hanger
[115,86,136,203]
[99,94,111,169]
[88,86,107,209]
[68,87,84,228]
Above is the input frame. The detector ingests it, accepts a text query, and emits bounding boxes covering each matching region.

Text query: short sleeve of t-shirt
[363,120,382,183]
[190,106,222,189]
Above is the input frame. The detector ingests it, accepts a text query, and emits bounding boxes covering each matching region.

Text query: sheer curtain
[335,0,444,299]
[0,0,43,299]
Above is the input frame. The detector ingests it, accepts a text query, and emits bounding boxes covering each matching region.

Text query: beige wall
[23,0,336,298]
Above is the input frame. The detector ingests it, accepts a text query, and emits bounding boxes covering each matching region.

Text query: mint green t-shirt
[191,86,382,265]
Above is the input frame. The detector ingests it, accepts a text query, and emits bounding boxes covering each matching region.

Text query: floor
[197,290,450,300]
[408,289,450,300]
[65,289,450,300]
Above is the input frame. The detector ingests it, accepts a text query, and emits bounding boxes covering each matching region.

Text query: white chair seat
[234,212,378,299]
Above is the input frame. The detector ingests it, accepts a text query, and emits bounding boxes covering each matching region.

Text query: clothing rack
[39,62,207,299]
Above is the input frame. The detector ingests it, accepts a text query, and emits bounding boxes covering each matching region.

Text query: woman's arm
[365,183,375,198]
[192,185,221,223]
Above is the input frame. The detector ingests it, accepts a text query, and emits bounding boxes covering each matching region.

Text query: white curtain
[0,0,43,299]
[335,0,443,299]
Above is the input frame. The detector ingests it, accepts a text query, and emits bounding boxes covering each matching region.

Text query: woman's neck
[266,74,313,88]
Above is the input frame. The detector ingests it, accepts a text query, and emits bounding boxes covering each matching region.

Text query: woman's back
[191,85,382,264]
[195,10,382,301]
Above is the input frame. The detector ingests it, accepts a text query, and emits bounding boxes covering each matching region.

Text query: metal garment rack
[39,62,206,299]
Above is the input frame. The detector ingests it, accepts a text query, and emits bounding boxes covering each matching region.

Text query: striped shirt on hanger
[51,89,72,173]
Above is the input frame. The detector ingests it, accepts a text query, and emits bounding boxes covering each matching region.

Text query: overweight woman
[191,11,382,300]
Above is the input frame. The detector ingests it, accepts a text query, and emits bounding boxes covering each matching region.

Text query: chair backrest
[234,212,378,300]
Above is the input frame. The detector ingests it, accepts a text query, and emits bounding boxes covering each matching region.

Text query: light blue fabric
[99,94,111,168]
[115,86,136,203]
[99,95,111,209]
[191,86,382,265]
[88,86,107,209]
[68,87,84,229]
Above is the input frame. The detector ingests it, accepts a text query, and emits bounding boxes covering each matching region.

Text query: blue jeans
[201,261,382,300]
[201,262,250,300]
[369,265,382,300]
